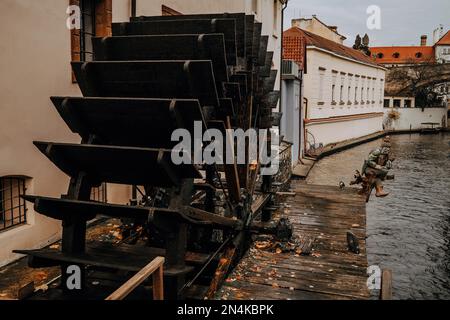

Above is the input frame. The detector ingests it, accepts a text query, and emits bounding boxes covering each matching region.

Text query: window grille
[0,177,27,232]
[79,0,96,62]
[91,183,107,203]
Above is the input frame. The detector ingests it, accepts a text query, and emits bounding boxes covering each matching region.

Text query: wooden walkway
[218,181,370,300]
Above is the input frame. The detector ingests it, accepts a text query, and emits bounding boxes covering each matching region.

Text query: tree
[386,58,444,107]
[353,33,371,56]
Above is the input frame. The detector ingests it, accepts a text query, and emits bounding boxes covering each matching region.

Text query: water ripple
[308,133,450,299]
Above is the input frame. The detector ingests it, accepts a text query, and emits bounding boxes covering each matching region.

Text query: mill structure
[14,12,284,299]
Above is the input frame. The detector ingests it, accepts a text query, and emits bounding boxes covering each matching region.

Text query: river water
[306,133,450,299]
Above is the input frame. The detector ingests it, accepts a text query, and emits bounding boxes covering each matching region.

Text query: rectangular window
[70,0,112,73]
[384,99,390,108]
[380,79,384,103]
[70,0,112,61]
[347,75,352,103]
[80,0,96,62]
[340,75,345,102]
[332,72,337,103]
[91,183,107,203]
[0,177,27,232]
[404,99,412,108]
[393,99,401,108]
[318,68,325,102]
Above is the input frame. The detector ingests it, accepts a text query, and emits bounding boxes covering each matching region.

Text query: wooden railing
[106,256,165,300]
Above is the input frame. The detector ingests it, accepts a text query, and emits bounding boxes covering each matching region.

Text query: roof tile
[436,30,450,45]
[283,27,381,68]
[370,46,435,64]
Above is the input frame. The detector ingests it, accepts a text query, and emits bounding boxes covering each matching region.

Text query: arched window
[415,52,423,58]
[377,53,384,59]
[392,52,400,58]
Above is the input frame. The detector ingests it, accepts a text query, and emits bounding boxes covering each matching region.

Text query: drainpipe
[131,0,137,18]
[280,0,289,112]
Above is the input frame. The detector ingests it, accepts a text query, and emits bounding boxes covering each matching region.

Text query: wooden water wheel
[15,12,284,300]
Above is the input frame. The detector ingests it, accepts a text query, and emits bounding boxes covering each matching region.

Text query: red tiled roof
[436,30,450,45]
[283,27,307,69]
[283,27,381,69]
[370,46,435,64]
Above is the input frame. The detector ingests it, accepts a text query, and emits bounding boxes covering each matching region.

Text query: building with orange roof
[372,30,450,66]
[371,46,435,66]
[283,19,386,154]
[370,29,449,131]
[434,30,450,63]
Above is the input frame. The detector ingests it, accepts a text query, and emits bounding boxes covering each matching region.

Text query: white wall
[384,96,416,109]
[384,107,448,131]
[306,116,383,147]
[0,0,81,266]
[292,17,344,44]
[435,45,450,63]
[281,77,302,164]
[0,0,131,267]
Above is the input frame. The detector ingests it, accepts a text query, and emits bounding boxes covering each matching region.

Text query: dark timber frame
[15,12,281,300]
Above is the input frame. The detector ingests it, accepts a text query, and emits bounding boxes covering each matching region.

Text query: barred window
[70,0,112,81]
[0,177,27,232]
[91,183,107,203]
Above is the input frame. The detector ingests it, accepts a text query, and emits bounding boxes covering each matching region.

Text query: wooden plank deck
[217,181,370,300]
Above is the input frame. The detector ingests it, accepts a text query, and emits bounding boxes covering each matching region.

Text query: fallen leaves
[255,241,271,250]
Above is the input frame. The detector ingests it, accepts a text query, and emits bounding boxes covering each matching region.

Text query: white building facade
[434,30,450,63]
[303,44,386,149]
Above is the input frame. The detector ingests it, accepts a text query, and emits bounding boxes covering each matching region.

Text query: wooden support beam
[184,206,242,229]
[106,256,165,300]
[380,269,393,300]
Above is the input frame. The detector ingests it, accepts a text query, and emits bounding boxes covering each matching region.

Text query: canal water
[306,133,450,299]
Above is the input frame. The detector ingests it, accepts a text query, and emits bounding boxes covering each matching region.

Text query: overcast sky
[284,0,450,47]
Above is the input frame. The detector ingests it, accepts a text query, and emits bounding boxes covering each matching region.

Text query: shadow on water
[307,133,450,299]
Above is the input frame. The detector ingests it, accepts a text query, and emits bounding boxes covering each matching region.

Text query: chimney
[420,35,427,46]
[291,19,301,28]
[329,26,338,33]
